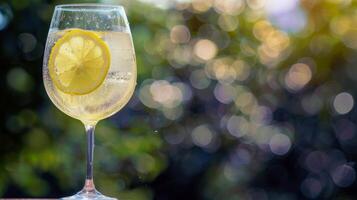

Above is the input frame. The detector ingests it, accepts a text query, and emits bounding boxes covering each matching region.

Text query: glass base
[61,189,117,200]
[61,179,117,200]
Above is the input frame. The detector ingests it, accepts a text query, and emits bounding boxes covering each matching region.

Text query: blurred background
[1,0,357,199]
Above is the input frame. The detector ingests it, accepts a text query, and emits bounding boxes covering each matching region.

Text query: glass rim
[55,3,125,11]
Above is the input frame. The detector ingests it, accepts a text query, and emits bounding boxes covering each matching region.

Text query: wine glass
[42,4,137,200]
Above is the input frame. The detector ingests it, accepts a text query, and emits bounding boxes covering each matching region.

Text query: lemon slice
[49,29,111,95]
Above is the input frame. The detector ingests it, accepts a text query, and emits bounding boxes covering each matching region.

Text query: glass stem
[84,124,96,192]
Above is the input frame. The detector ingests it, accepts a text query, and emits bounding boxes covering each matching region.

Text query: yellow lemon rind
[48,29,111,95]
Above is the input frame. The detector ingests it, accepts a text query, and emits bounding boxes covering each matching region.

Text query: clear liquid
[43,29,137,124]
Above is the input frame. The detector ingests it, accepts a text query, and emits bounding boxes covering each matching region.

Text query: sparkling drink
[43,29,136,124]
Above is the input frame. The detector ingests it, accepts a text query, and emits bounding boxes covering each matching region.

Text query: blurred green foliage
[1,0,357,199]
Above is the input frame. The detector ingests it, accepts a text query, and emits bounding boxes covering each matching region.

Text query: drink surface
[43,29,137,124]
